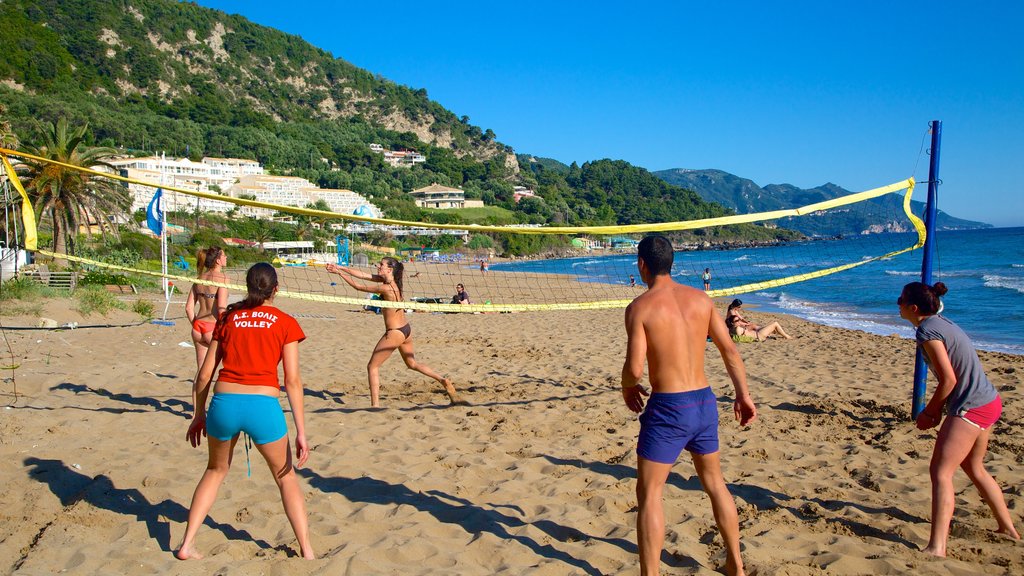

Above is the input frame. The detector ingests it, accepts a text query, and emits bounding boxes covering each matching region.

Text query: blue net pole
[912,120,942,419]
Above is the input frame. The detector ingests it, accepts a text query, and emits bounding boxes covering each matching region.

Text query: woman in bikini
[898,281,1018,556]
[725,299,792,341]
[327,257,461,408]
[185,247,229,369]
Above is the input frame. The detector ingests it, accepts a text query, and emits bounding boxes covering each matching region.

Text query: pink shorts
[958,396,1002,430]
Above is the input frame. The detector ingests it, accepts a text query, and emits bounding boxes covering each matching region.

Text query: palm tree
[18,118,130,258]
[249,217,274,251]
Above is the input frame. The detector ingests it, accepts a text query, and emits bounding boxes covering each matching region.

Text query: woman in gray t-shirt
[898,281,1019,557]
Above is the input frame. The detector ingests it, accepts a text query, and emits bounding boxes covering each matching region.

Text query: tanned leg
[636,457,674,576]
[959,425,1020,540]
[692,451,745,576]
[255,436,314,559]
[176,435,238,560]
[924,417,983,557]
[398,337,463,404]
[367,332,400,408]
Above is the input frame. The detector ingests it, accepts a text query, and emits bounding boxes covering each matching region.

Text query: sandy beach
[1,274,1021,574]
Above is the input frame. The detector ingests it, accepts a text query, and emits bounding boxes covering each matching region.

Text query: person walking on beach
[622,235,756,576]
[184,246,229,370]
[177,262,314,560]
[898,281,1019,556]
[327,258,462,408]
[702,267,712,291]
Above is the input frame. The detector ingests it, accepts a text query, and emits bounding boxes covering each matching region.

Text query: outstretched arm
[333,270,383,294]
[326,263,378,281]
[709,308,756,426]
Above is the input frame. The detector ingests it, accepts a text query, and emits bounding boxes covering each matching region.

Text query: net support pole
[912,120,942,419]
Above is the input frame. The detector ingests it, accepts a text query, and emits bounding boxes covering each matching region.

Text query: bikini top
[193,285,218,299]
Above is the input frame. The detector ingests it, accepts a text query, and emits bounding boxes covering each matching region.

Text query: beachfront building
[227,174,381,222]
[110,155,265,214]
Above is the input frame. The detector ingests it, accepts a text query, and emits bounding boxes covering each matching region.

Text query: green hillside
[0,0,792,246]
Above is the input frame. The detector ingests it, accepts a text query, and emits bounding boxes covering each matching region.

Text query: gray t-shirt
[917,315,998,415]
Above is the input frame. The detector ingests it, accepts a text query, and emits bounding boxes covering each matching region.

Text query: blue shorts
[637,387,719,463]
[206,393,288,445]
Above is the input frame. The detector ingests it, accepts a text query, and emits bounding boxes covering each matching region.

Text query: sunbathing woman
[184,247,229,369]
[725,299,792,341]
[898,281,1018,556]
[327,258,462,408]
[177,262,313,560]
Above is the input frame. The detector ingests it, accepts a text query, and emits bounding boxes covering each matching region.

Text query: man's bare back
[626,281,716,394]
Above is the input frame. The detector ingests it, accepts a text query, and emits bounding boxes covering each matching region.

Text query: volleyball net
[1,148,924,312]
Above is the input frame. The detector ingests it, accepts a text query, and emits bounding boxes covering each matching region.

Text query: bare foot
[725,556,747,576]
[442,378,467,405]
[175,544,203,560]
[921,544,946,557]
[996,526,1021,540]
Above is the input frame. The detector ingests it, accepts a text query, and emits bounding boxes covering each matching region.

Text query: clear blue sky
[196,1,1024,227]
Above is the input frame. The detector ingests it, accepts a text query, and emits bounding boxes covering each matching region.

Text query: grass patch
[131,298,155,319]
[0,276,56,302]
[74,286,126,317]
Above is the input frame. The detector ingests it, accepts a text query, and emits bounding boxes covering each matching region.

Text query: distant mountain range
[653,169,990,236]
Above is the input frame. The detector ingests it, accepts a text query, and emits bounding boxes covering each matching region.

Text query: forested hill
[0,0,513,167]
[654,168,991,236]
[0,0,791,240]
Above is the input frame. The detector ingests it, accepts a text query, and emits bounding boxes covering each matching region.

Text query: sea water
[493,227,1024,354]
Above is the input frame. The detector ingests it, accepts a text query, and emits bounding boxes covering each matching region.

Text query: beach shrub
[467,234,494,250]
[0,277,52,316]
[189,228,225,249]
[131,298,155,319]
[0,276,49,301]
[79,270,132,286]
[74,286,125,317]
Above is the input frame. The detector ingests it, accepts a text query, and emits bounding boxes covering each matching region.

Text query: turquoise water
[493,227,1024,354]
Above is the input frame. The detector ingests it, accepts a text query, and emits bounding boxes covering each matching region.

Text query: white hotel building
[109,156,381,222]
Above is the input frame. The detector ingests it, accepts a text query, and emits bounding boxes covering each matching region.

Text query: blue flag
[146,188,163,236]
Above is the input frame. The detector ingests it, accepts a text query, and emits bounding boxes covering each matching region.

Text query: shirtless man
[622,235,757,576]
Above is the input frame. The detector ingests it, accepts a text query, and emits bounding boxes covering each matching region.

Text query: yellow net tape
[2,147,924,312]
[1,154,38,250]
[1,147,915,234]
